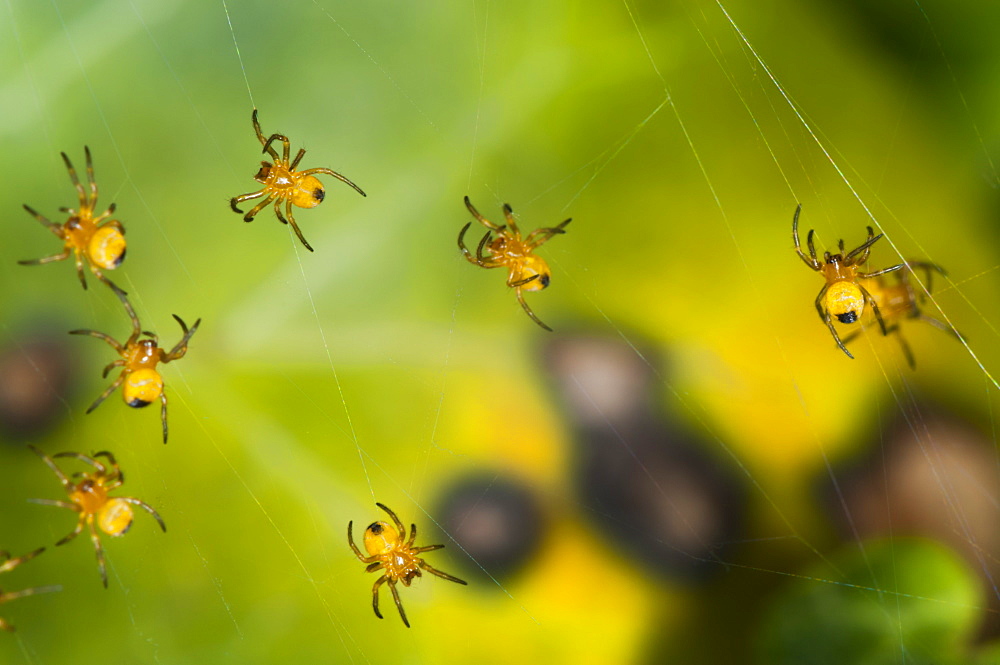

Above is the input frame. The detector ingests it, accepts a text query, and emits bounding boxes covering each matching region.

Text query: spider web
[1,0,1000,663]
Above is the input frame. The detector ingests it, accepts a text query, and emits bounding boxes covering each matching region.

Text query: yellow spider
[348,503,467,627]
[792,204,905,358]
[230,109,366,252]
[71,282,199,444]
[0,547,57,632]
[20,147,126,290]
[459,196,571,331]
[29,446,165,588]
[842,262,963,368]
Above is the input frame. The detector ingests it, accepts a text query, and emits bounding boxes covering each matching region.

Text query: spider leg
[815,284,854,359]
[69,329,124,354]
[261,133,292,163]
[121,497,167,532]
[406,523,418,548]
[251,110,280,160]
[410,544,444,554]
[917,314,965,341]
[791,205,820,270]
[860,284,889,335]
[371,574,388,619]
[28,498,78,511]
[457,222,478,263]
[297,168,367,198]
[160,390,169,444]
[0,548,45,574]
[57,515,86,548]
[905,261,947,296]
[464,196,504,231]
[18,251,71,266]
[54,451,106,475]
[88,519,109,588]
[524,219,572,248]
[106,218,124,233]
[162,315,201,361]
[230,189,266,214]
[282,202,315,252]
[28,445,73,489]
[476,230,495,264]
[95,280,140,342]
[387,578,410,628]
[83,146,99,209]
[85,374,127,414]
[22,205,64,237]
[844,230,883,264]
[61,151,87,210]
[74,253,89,290]
[241,194,277,223]
[855,226,875,265]
[376,503,407,539]
[417,560,467,585]
[858,263,905,279]
[516,286,553,332]
[347,521,377,562]
[510,274,540,288]
[289,148,306,171]
[501,203,521,237]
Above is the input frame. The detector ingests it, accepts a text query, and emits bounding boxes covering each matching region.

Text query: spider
[348,502,467,628]
[230,109,366,252]
[20,147,126,290]
[0,547,57,632]
[29,445,165,588]
[792,204,906,358]
[70,282,199,444]
[841,262,964,368]
[458,196,571,331]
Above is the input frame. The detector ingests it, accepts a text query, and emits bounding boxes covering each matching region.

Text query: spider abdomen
[825,281,865,323]
[98,498,134,537]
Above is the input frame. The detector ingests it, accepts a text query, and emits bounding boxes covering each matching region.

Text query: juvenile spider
[71,282,199,443]
[459,196,571,331]
[29,446,165,588]
[230,109,366,252]
[0,547,58,632]
[348,502,467,628]
[792,204,905,358]
[841,262,964,368]
[20,147,126,290]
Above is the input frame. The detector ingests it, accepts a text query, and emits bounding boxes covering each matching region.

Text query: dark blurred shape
[0,332,75,442]
[825,401,1000,636]
[436,474,544,581]
[544,332,746,581]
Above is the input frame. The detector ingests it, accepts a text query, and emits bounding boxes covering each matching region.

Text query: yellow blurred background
[2,0,1000,662]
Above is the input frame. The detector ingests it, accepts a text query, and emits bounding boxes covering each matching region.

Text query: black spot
[836,311,859,324]
[368,522,383,535]
[112,248,126,268]
[127,397,152,409]
[313,188,325,202]
[539,274,550,288]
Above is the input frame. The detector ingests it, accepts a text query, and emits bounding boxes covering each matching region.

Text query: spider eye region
[98,498,134,537]
[71,482,107,515]
[123,369,164,407]
[87,226,126,270]
[825,281,864,323]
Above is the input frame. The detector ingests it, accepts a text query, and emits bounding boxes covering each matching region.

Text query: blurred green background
[3,0,1000,662]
